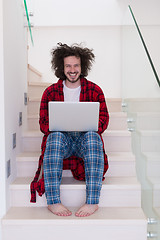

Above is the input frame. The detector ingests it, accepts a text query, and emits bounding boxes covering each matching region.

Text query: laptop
[49,101,100,132]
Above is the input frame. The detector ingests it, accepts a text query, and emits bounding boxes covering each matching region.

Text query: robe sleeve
[97,88,109,135]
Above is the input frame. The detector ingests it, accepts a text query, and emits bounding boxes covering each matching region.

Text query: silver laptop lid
[49,101,100,132]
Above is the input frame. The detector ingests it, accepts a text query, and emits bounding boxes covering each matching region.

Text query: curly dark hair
[51,43,95,80]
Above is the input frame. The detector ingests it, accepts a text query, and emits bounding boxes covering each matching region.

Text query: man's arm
[39,89,50,135]
[97,88,109,135]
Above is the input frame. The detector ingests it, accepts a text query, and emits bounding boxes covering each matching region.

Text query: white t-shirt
[63,81,81,102]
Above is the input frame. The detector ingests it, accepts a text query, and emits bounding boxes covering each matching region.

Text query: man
[30,43,109,217]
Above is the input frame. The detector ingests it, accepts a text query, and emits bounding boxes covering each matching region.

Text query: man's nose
[70,66,75,72]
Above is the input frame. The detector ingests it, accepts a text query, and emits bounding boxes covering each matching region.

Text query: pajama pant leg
[43,131,104,205]
[43,132,72,205]
[76,131,104,204]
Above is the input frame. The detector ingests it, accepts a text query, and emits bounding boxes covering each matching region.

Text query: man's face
[64,56,81,84]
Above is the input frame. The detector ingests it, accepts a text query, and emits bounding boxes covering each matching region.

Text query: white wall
[0,1,6,239]
[27,0,127,26]
[1,0,28,215]
[26,0,160,26]
[28,24,160,98]
[121,1,160,98]
[27,0,160,98]
[122,25,160,98]
[28,26,122,98]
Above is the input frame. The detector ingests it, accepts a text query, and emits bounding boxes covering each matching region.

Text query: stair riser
[16,161,136,177]
[127,115,160,131]
[2,223,147,240]
[106,101,122,112]
[153,189,160,208]
[22,135,132,152]
[147,162,160,177]
[28,86,47,99]
[27,100,122,116]
[136,117,160,130]
[103,135,132,152]
[28,69,41,82]
[27,101,40,116]
[10,188,141,208]
[22,137,41,152]
[141,135,160,152]
[123,100,160,113]
[27,116,128,131]
[108,116,127,130]
[28,84,122,113]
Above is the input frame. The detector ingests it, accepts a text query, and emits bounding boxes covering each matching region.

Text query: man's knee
[48,131,65,140]
[46,132,66,148]
[83,131,103,148]
[84,131,102,142]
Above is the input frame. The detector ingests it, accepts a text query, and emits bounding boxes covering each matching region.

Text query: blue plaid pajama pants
[43,131,104,205]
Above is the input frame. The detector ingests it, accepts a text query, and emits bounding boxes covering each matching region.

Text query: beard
[65,72,81,83]
[66,77,80,83]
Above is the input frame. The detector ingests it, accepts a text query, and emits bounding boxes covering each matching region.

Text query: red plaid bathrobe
[30,77,109,203]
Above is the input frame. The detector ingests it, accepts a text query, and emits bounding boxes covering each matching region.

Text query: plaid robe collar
[57,77,87,102]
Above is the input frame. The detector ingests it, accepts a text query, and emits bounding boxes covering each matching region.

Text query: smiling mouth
[69,72,77,77]
[66,72,80,83]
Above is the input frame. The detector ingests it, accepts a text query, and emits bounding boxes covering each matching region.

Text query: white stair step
[28,83,123,112]
[127,112,160,131]
[144,152,160,161]
[144,152,160,177]
[140,130,160,152]
[27,97,123,115]
[154,207,160,218]
[10,177,141,207]
[102,130,132,152]
[108,112,128,130]
[27,99,40,115]
[136,112,160,130]
[21,130,132,152]
[27,112,128,131]
[149,177,160,208]
[2,207,147,240]
[16,151,136,177]
[28,82,52,99]
[28,65,42,82]
[27,115,39,131]
[123,98,160,112]
[106,98,122,112]
[27,83,122,113]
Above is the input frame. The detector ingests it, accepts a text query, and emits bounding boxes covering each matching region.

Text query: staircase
[123,98,160,236]
[2,76,147,239]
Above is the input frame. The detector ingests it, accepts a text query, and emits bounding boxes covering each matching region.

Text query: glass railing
[122,5,160,239]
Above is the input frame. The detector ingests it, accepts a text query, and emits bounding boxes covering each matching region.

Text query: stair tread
[2,207,146,224]
[17,151,135,162]
[29,97,122,102]
[22,130,131,137]
[136,112,160,116]
[10,176,141,190]
[143,152,160,160]
[140,130,160,136]
[28,81,52,87]
[154,207,160,217]
[28,112,127,118]
[28,65,42,77]
[149,177,160,188]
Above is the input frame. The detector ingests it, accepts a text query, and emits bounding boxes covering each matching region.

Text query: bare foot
[75,204,98,217]
[48,203,72,216]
